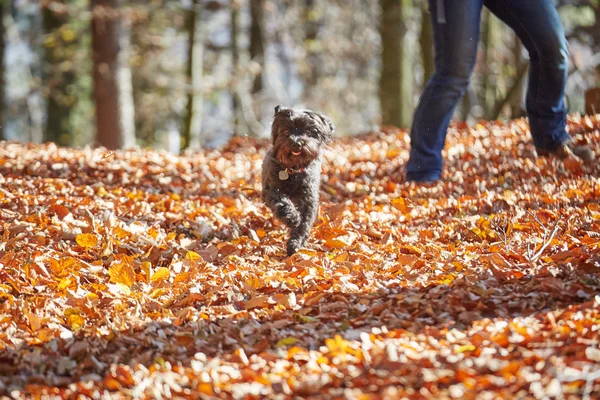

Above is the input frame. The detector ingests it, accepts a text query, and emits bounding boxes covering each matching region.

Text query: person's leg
[406,0,484,182]
[484,0,571,151]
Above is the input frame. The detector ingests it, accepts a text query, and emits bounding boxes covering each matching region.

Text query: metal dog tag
[279,170,289,180]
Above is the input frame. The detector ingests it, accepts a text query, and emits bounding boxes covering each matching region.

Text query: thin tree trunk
[400,0,413,126]
[585,88,600,115]
[460,88,472,122]
[249,0,265,96]
[0,0,5,141]
[302,0,318,100]
[230,0,239,135]
[492,62,528,119]
[480,9,494,118]
[42,1,76,146]
[509,33,525,118]
[419,1,434,87]
[183,0,203,150]
[379,0,410,128]
[91,0,135,150]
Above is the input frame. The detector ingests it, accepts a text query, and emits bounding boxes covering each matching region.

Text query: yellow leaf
[150,288,166,298]
[65,308,84,330]
[86,293,99,301]
[276,337,299,347]
[108,260,135,287]
[150,267,170,283]
[96,186,108,196]
[76,233,98,249]
[185,251,203,263]
[141,261,151,283]
[456,344,476,353]
[166,232,176,241]
[58,277,72,291]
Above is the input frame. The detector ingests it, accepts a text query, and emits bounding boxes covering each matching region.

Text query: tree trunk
[249,0,265,96]
[91,0,135,150]
[400,0,413,126]
[509,33,525,118]
[480,9,494,118]
[302,0,319,100]
[379,0,411,128]
[42,1,76,146]
[230,0,240,135]
[585,88,600,115]
[419,1,434,87]
[183,0,203,150]
[0,0,5,142]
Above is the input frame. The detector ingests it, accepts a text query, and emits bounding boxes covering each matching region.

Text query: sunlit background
[2,0,599,152]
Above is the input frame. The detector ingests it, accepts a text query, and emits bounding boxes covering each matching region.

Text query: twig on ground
[525,210,562,263]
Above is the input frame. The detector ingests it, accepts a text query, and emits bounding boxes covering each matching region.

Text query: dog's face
[271,105,334,169]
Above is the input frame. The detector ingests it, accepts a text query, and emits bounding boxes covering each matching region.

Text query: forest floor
[0,116,600,399]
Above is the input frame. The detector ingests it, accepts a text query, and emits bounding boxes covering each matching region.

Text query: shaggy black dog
[262,105,335,256]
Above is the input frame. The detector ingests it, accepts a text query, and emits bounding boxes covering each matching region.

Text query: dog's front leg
[287,196,318,256]
[263,190,301,229]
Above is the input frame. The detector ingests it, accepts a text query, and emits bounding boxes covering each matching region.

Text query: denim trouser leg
[406,0,484,182]
[406,0,570,182]
[484,0,571,151]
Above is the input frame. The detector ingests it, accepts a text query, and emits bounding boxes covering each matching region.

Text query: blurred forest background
[0,0,599,152]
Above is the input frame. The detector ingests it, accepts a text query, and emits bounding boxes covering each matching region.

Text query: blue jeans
[406,0,571,182]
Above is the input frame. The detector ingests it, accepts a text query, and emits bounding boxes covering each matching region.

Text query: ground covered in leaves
[1,116,600,399]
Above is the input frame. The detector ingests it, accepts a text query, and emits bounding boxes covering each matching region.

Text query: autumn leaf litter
[0,115,600,399]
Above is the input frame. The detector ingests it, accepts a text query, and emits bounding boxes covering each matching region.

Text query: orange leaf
[108,260,135,287]
[76,233,98,249]
[324,232,358,249]
[50,204,70,219]
[174,271,193,284]
[392,197,414,214]
[26,312,42,331]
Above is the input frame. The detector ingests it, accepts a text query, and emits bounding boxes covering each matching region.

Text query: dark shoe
[537,141,595,164]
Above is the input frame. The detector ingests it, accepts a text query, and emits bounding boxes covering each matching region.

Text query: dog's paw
[286,239,301,256]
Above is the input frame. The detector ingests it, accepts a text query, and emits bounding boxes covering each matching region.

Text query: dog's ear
[309,111,335,142]
[274,105,282,115]
[321,113,335,135]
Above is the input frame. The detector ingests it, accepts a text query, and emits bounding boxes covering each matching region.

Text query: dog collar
[279,168,305,180]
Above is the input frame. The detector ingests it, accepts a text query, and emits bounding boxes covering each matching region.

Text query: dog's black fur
[261,105,335,256]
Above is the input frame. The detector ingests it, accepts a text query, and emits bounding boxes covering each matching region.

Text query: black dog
[262,105,335,256]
